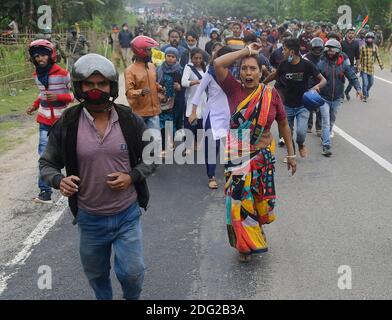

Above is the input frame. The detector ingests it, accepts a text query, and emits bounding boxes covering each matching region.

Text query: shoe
[322,146,332,157]
[283,157,288,163]
[316,130,322,137]
[278,137,285,147]
[345,92,351,101]
[330,131,335,139]
[33,191,53,204]
[307,128,312,134]
[208,177,218,189]
[363,97,367,103]
[299,145,308,158]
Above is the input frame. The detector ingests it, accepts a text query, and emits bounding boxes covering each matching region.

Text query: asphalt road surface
[1,50,392,300]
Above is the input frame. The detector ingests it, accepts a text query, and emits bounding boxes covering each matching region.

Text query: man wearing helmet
[304,37,325,137]
[317,39,363,156]
[39,54,156,300]
[125,36,163,131]
[26,39,74,204]
[359,32,384,102]
[342,25,361,101]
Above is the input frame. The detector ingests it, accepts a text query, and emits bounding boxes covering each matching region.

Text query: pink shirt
[219,73,287,131]
[76,108,137,215]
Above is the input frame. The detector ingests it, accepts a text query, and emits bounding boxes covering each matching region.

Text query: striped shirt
[32,64,74,126]
[359,44,383,75]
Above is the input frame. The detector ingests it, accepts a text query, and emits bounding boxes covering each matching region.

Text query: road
[1,49,392,299]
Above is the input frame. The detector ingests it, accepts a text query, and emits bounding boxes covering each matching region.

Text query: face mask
[81,89,111,111]
[188,44,197,50]
[288,55,294,63]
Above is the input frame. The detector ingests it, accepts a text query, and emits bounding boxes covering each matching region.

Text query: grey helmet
[365,32,375,39]
[310,37,324,56]
[325,39,342,54]
[72,53,119,101]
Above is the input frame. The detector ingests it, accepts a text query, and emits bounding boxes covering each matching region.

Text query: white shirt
[181,63,207,119]
[191,71,230,140]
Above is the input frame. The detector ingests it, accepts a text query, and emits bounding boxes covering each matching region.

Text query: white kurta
[181,63,207,119]
[191,71,231,140]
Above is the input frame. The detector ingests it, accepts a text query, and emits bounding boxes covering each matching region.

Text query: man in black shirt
[264,38,326,158]
[342,26,360,100]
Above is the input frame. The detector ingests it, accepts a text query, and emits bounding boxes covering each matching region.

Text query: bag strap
[188,64,203,80]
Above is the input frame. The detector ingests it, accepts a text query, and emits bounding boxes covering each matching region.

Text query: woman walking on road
[182,48,207,153]
[189,44,231,189]
[214,42,296,262]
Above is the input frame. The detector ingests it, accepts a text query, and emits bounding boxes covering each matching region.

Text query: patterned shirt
[360,44,383,75]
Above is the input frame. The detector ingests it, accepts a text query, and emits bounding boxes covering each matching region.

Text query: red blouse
[219,73,287,131]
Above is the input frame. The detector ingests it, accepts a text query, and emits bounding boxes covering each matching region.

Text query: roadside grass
[380,48,391,69]
[0,87,38,155]
[0,87,38,117]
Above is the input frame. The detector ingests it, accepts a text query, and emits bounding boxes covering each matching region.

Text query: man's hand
[141,88,151,96]
[60,176,80,198]
[174,82,181,91]
[311,85,321,93]
[26,106,37,115]
[107,172,132,191]
[190,80,201,86]
[46,92,58,102]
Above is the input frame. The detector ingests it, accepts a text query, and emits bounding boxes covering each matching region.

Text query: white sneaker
[330,131,335,139]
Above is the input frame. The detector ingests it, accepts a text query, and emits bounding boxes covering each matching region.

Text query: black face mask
[81,89,111,112]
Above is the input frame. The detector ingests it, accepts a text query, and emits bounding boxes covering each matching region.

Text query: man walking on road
[264,38,326,158]
[342,25,361,101]
[39,54,155,300]
[359,32,384,102]
[26,39,73,204]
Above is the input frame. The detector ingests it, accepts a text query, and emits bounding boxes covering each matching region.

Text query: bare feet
[238,253,252,263]
[299,145,308,158]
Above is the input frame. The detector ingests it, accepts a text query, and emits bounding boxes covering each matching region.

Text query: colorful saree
[225,84,276,255]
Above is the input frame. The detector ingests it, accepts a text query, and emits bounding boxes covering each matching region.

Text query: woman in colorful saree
[214,43,297,262]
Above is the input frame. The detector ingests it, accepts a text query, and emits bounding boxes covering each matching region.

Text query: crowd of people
[24,11,390,299]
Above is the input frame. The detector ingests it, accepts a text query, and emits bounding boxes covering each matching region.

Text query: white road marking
[375,76,392,85]
[334,126,392,174]
[0,196,67,296]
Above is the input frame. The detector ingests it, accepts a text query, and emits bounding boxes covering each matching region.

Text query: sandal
[238,253,252,263]
[208,177,218,189]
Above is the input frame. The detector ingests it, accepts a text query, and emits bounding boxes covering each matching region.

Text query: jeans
[204,114,220,179]
[319,99,341,147]
[307,110,321,131]
[38,124,52,194]
[284,106,310,148]
[361,72,374,98]
[184,116,203,149]
[142,115,160,131]
[77,202,145,300]
[345,66,356,96]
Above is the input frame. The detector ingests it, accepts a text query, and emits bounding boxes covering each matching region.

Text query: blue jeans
[284,106,310,147]
[361,72,374,98]
[142,115,160,131]
[345,66,356,96]
[319,99,341,147]
[38,124,52,194]
[77,202,145,300]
